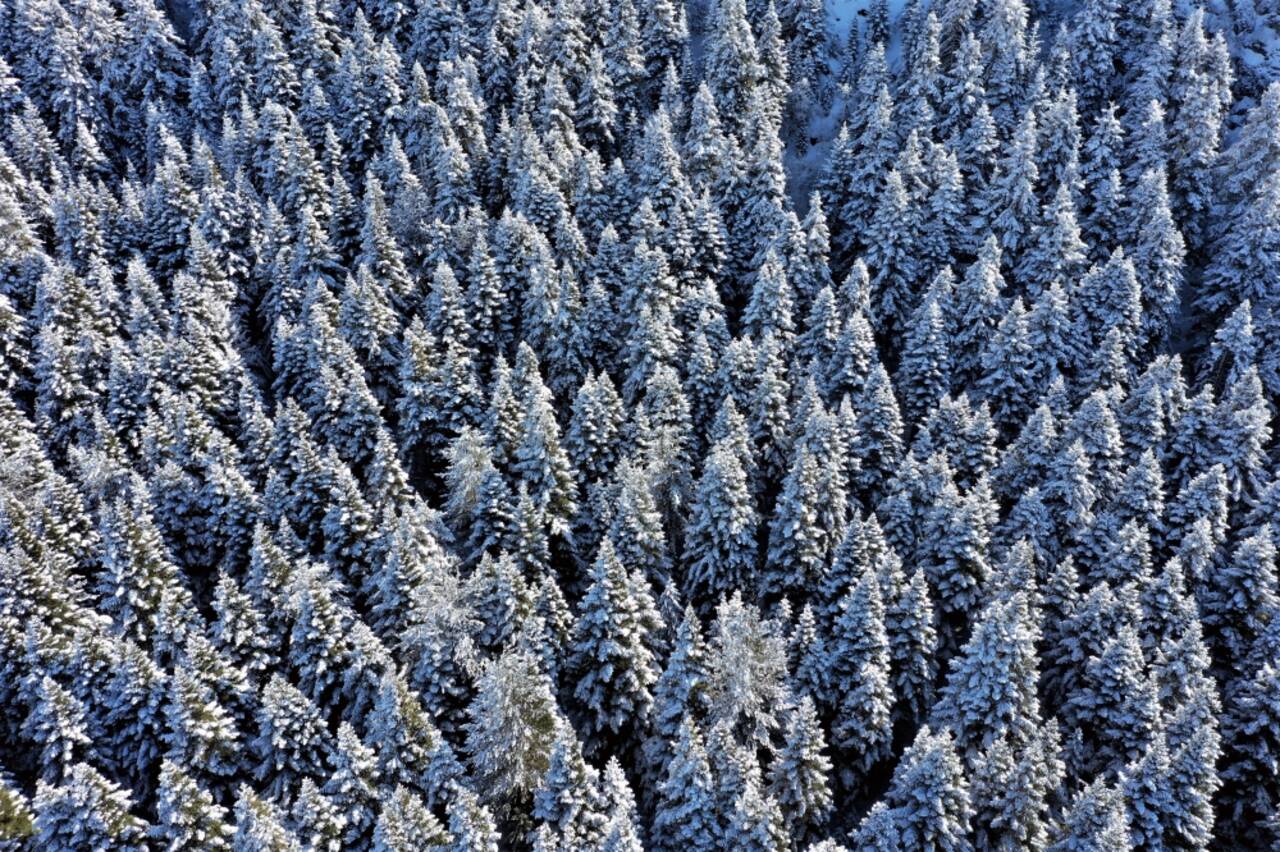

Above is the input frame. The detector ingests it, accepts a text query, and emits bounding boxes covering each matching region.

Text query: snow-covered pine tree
[571,536,660,745]
[827,567,894,787]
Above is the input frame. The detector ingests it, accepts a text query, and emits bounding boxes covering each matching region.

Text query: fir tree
[827,568,894,783]
[653,715,720,852]
[33,763,149,851]
[768,697,833,845]
[153,759,234,851]
[684,439,759,603]
[872,726,973,852]
[571,537,660,743]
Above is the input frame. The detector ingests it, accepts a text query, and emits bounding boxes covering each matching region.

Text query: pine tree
[1220,618,1280,845]
[865,169,919,337]
[744,246,796,346]
[981,109,1040,268]
[365,670,463,809]
[162,661,242,793]
[435,784,496,852]
[653,715,720,852]
[290,779,345,851]
[764,448,825,599]
[935,592,1041,756]
[978,297,1037,432]
[33,763,149,851]
[948,237,1006,387]
[706,594,789,751]
[768,697,833,845]
[872,726,973,852]
[1128,168,1185,349]
[724,767,790,852]
[598,758,644,851]
[918,472,992,618]
[1021,182,1087,302]
[1070,625,1160,778]
[97,487,194,653]
[371,785,450,851]
[684,439,759,602]
[827,568,894,783]
[0,775,33,848]
[1202,529,1280,666]
[512,345,579,537]
[647,604,712,781]
[571,537,660,743]
[532,727,607,845]
[1213,366,1272,506]
[969,721,1064,851]
[897,285,951,426]
[323,723,380,848]
[252,674,335,801]
[852,364,904,500]
[1168,12,1229,251]
[23,676,90,785]
[886,568,938,722]
[704,0,762,133]
[153,760,234,851]
[1048,778,1131,852]
[1080,103,1125,259]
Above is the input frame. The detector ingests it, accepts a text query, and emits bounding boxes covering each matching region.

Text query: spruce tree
[571,537,660,744]
[653,715,720,852]
[827,568,894,784]
[153,759,234,851]
[768,697,833,845]
[873,726,973,852]
[33,762,149,851]
[684,439,759,603]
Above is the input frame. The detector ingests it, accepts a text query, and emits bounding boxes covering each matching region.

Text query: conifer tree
[684,439,759,602]
[97,487,195,653]
[646,604,712,778]
[706,594,789,751]
[230,785,302,850]
[512,345,579,537]
[827,568,894,783]
[886,568,938,723]
[653,715,720,852]
[764,448,825,599]
[252,674,335,801]
[982,109,1040,268]
[768,697,833,845]
[572,537,660,744]
[1070,625,1160,778]
[852,364,904,500]
[897,286,951,426]
[532,727,607,846]
[466,647,563,812]
[33,763,149,852]
[23,676,90,786]
[978,297,1037,432]
[153,759,234,851]
[935,592,1041,756]
[1048,778,1131,852]
[871,727,973,852]
[365,670,463,809]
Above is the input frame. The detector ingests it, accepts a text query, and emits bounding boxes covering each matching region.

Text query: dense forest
[1,0,1279,847]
